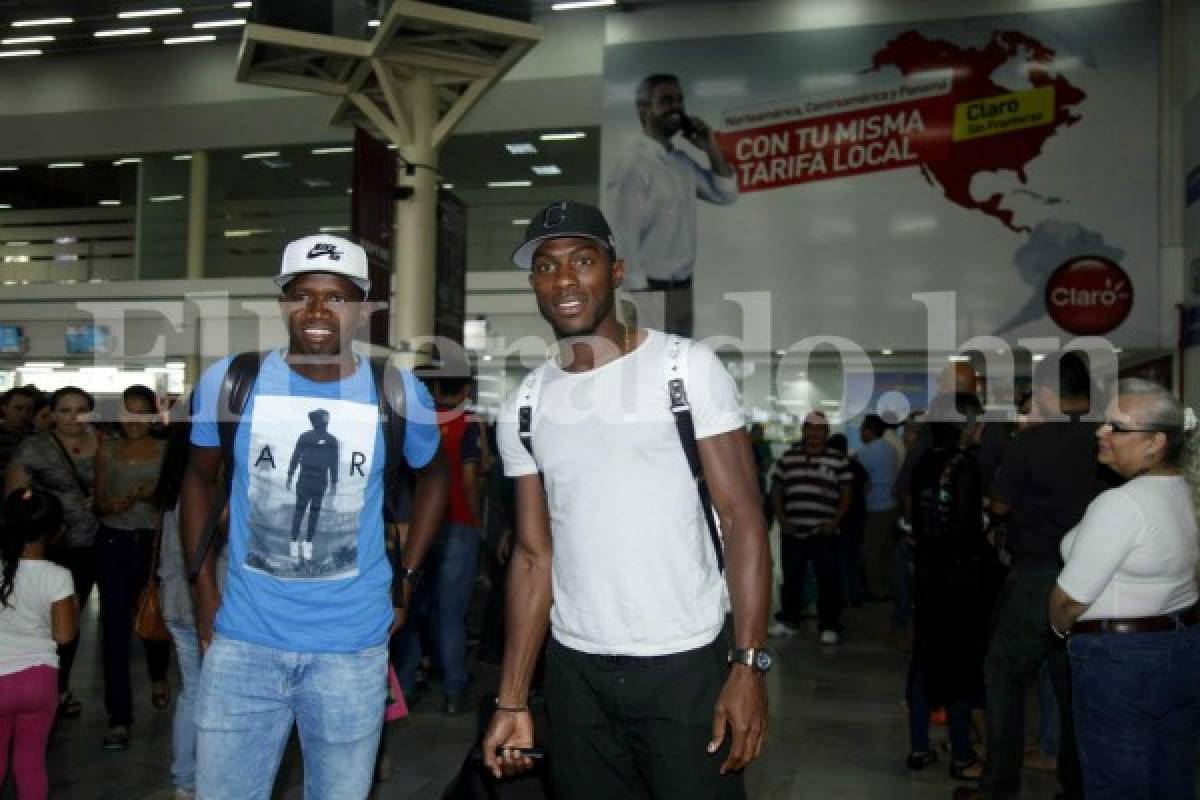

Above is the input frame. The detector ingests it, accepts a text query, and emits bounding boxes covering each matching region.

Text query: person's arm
[605,160,650,289]
[179,445,223,652]
[51,594,79,644]
[824,484,852,535]
[1049,585,1090,636]
[392,446,449,631]
[684,116,735,180]
[771,475,794,536]
[697,427,770,773]
[4,457,31,496]
[483,473,553,779]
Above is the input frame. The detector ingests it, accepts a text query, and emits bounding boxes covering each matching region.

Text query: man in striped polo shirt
[770,411,852,644]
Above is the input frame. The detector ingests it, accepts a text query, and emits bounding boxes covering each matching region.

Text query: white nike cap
[275,234,370,294]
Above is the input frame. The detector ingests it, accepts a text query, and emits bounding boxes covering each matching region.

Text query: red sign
[1044,256,1133,335]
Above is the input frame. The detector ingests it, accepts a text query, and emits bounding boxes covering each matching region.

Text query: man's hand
[684,115,718,151]
[194,591,219,655]
[707,666,768,774]
[482,709,537,779]
[389,606,406,638]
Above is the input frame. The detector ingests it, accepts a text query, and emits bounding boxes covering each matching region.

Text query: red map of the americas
[870,30,1087,233]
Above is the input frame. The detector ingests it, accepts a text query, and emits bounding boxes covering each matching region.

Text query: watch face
[753,650,772,671]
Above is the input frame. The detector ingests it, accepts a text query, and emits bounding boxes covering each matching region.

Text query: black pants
[96,526,171,726]
[979,566,1081,800]
[50,544,97,694]
[780,534,842,633]
[544,632,744,800]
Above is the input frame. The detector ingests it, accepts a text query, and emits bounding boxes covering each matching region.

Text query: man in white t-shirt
[482,201,771,799]
[606,73,738,336]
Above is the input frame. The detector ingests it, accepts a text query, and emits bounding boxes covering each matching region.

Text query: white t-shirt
[0,559,74,675]
[497,330,744,656]
[1058,475,1199,620]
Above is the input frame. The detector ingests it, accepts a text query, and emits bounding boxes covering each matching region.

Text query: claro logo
[1044,256,1133,336]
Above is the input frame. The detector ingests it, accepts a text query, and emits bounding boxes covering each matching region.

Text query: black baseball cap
[511,200,618,269]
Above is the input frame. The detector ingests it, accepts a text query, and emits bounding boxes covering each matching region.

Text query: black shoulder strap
[188,351,264,583]
[665,335,725,573]
[370,356,408,486]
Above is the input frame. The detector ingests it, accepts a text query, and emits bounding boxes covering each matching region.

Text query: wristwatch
[727,647,773,673]
[392,565,422,607]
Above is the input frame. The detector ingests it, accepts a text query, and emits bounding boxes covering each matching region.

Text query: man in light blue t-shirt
[180,234,449,800]
[857,414,899,602]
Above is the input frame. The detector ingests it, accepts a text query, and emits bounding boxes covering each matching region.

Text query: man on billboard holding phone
[606,73,738,337]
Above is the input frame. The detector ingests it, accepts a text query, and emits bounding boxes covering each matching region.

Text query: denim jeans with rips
[194,634,387,800]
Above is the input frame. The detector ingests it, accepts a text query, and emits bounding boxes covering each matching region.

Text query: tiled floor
[11,602,1065,800]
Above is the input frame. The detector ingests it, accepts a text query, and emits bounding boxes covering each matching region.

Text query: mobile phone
[495,746,546,760]
[679,112,696,139]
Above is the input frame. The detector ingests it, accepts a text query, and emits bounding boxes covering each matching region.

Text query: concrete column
[186,150,209,281]
[390,76,439,355]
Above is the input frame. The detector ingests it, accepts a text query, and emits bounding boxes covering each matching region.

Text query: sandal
[151,681,171,710]
[102,725,130,750]
[950,756,982,781]
[58,692,82,719]
[906,751,938,770]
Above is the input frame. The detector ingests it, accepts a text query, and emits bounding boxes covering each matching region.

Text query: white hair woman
[1049,378,1200,800]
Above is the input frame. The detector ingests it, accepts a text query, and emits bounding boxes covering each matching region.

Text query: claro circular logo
[1044,256,1133,336]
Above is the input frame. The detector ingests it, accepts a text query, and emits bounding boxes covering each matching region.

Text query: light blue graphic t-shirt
[191,350,439,652]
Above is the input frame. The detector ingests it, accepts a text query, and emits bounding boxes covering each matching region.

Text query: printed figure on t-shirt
[286,409,339,560]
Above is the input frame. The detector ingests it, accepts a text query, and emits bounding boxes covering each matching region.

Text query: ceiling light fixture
[223,228,272,238]
[164,34,216,44]
[118,8,183,19]
[531,165,562,176]
[11,18,73,28]
[505,143,537,155]
[512,218,531,225]
[241,151,280,159]
[193,19,246,29]
[94,27,152,37]
[112,157,142,166]
[48,162,84,169]
[319,225,350,233]
[0,167,17,172]
[551,0,616,9]
[232,1,252,7]
[172,154,192,161]
[98,200,122,206]
[311,146,353,155]
[149,194,184,202]
[487,180,532,188]
[0,49,42,57]
[368,19,380,27]
[0,204,10,210]
[442,183,454,189]
[880,348,893,355]
[539,131,587,141]
[1,35,53,44]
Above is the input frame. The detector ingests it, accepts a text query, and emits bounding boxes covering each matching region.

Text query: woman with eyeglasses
[1049,378,1200,800]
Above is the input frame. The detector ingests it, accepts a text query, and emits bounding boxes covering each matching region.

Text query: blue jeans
[395,522,481,697]
[1069,622,1200,800]
[166,619,202,795]
[194,634,387,800]
[907,659,973,764]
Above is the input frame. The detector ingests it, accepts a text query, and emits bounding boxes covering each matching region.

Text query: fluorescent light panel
[112,157,142,166]
[241,151,280,159]
[232,1,252,8]
[531,165,562,176]
[118,8,183,19]
[149,194,183,202]
[11,18,73,27]
[0,49,41,57]
[540,131,587,140]
[172,154,192,161]
[505,143,537,155]
[98,200,121,206]
[311,146,353,155]
[0,167,16,171]
[368,19,380,27]
[512,218,531,225]
[48,162,83,169]
[193,19,246,29]
[164,35,216,44]
[551,0,616,9]
[94,27,151,37]
[488,180,532,188]
[0,204,10,209]
[2,35,53,44]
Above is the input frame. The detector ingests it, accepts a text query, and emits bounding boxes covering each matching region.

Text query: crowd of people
[1,209,1200,800]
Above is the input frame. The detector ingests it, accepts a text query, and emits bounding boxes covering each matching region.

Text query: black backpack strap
[187,351,264,583]
[370,357,409,521]
[664,335,725,573]
[516,368,544,461]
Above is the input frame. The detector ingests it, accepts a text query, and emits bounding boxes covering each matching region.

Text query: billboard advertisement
[602,2,1159,349]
